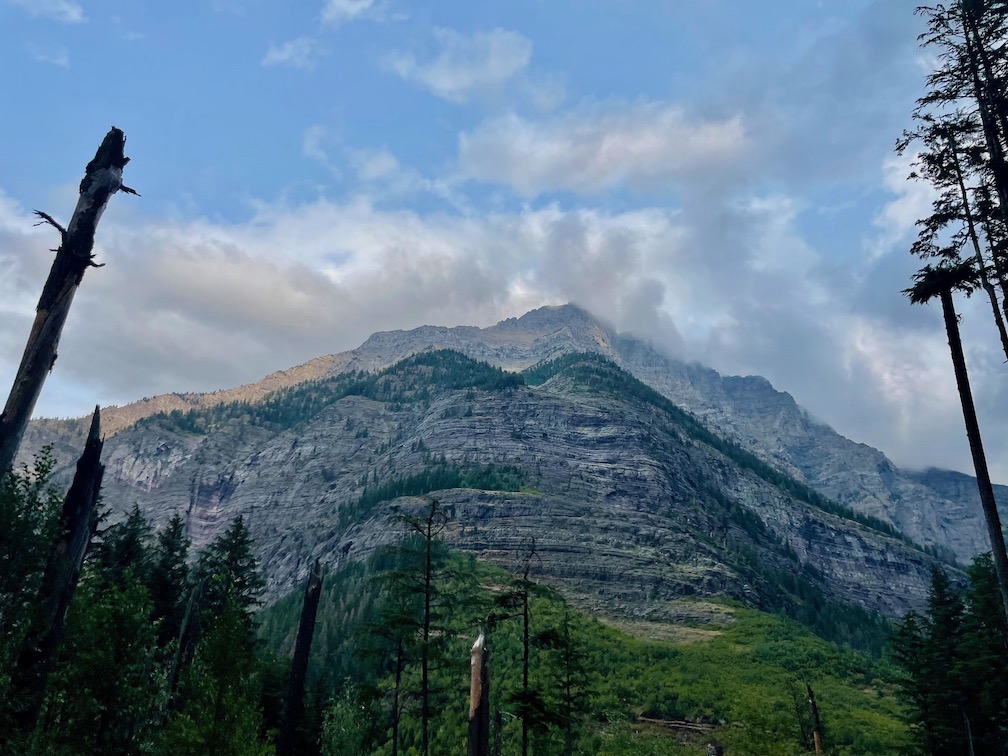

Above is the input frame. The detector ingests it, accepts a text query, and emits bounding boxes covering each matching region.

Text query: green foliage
[260,547,908,755]
[340,461,523,527]
[138,349,523,436]
[321,683,369,756]
[149,512,190,649]
[892,557,1008,754]
[156,595,270,756]
[193,514,265,640]
[0,448,62,737]
[96,504,154,587]
[0,493,280,754]
[39,567,161,756]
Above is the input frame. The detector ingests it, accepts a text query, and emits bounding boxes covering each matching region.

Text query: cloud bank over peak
[457,103,749,197]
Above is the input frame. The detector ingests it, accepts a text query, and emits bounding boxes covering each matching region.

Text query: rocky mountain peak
[20,303,1003,569]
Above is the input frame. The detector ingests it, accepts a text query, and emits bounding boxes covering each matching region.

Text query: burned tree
[11,406,105,732]
[0,127,136,476]
[277,559,325,756]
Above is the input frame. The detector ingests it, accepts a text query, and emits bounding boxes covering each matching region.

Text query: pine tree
[958,553,1008,751]
[39,563,160,756]
[157,595,269,756]
[97,505,153,588]
[924,567,969,754]
[194,514,265,642]
[149,513,190,650]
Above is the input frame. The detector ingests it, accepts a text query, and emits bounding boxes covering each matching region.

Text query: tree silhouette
[906,262,1008,625]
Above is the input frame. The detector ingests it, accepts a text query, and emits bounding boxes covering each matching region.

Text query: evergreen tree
[149,512,190,650]
[97,505,153,588]
[0,450,62,744]
[536,602,593,756]
[905,5,1008,626]
[157,595,269,756]
[924,567,969,754]
[958,553,1008,751]
[39,564,160,756]
[194,514,265,642]
[160,516,270,753]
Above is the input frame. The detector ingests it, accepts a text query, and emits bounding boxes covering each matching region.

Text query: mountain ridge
[11,305,984,642]
[25,303,995,564]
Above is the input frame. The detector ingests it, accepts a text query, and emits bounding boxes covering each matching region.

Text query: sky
[2,0,1007,480]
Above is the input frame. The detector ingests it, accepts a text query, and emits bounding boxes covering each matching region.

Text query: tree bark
[0,127,134,476]
[277,560,324,756]
[940,288,1008,626]
[806,683,824,756]
[468,631,490,756]
[12,406,104,732]
[422,512,432,756]
[166,576,206,716]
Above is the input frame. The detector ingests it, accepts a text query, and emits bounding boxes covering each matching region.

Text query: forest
[7,0,1008,754]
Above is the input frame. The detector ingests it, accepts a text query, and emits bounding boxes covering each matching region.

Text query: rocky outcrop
[17,304,984,621]
[18,350,943,621]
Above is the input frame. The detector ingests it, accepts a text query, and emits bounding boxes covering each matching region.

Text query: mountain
[16,304,992,628]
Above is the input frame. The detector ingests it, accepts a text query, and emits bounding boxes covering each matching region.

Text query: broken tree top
[0,126,136,477]
[82,127,132,192]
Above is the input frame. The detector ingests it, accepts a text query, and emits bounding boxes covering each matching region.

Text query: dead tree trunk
[468,630,490,756]
[166,576,206,716]
[12,406,104,732]
[806,682,824,756]
[0,127,135,476]
[277,559,324,756]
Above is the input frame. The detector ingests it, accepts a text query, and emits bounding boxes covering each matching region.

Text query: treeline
[139,349,522,436]
[258,500,910,754]
[892,554,1008,755]
[0,453,285,755]
[339,460,524,527]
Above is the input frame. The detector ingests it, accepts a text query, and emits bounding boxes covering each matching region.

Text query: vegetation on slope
[259,545,909,755]
[525,352,947,558]
[137,349,521,435]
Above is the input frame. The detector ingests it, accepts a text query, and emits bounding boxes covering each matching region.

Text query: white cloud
[262,37,327,70]
[26,43,69,67]
[8,0,84,23]
[387,27,532,103]
[457,103,749,197]
[350,148,400,182]
[868,152,937,260]
[301,125,343,180]
[321,0,374,25]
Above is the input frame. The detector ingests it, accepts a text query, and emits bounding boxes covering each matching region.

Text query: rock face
[335,304,1001,564]
[17,333,950,624]
[21,303,1004,625]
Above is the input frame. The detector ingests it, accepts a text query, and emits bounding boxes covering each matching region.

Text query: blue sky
[2,0,1007,480]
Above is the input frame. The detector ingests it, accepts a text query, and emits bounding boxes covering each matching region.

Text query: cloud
[7,0,84,23]
[321,0,375,25]
[387,27,532,103]
[0,194,681,415]
[262,37,327,70]
[26,43,69,67]
[457,103,749,197]
[4,159,1008,481]
[868,152,938,259]
[351,148,400,182]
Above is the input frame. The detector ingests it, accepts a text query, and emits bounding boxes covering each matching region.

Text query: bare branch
[32,210,66,239]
